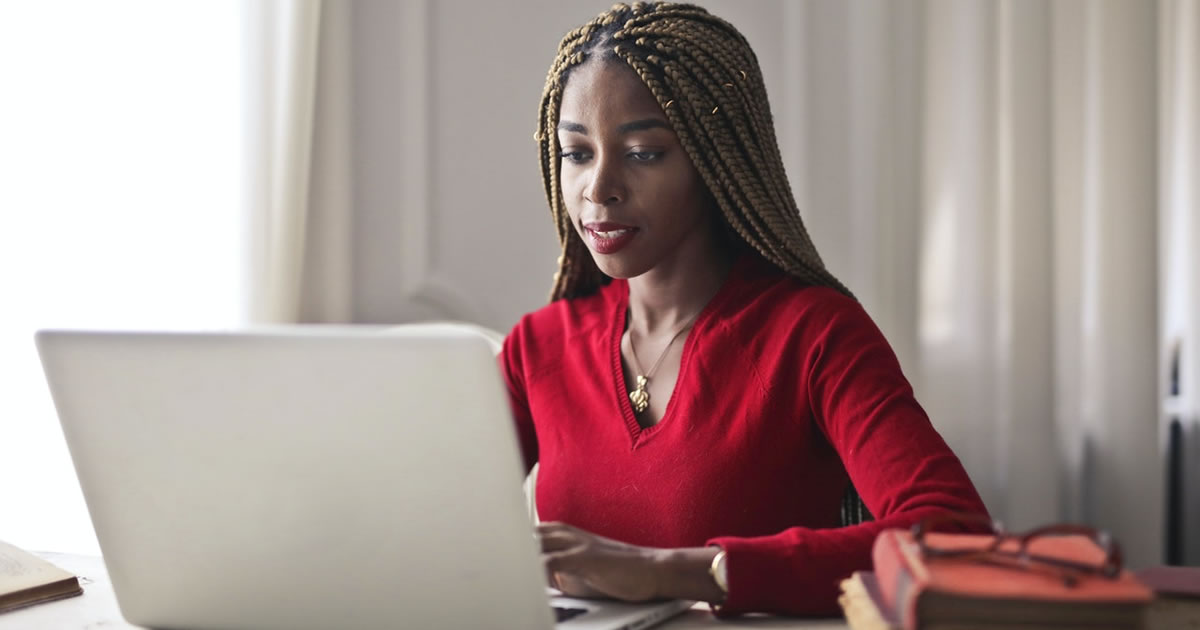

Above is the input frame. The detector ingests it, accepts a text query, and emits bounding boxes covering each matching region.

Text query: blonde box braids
[537,2,852,302]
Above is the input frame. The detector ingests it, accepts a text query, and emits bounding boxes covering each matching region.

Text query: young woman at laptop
[500,2,988,617]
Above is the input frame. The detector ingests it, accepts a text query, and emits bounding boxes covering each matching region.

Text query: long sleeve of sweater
[707,293,988,616]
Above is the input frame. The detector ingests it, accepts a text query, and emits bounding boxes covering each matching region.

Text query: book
[0,540,84,614]
[1134,565,1200,629]
[872,528,1153,629]
[839,571,902,630]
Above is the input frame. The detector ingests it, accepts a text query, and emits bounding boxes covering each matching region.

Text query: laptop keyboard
[552,606,589,623]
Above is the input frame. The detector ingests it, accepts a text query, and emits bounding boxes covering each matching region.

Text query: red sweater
[499,252,987,616]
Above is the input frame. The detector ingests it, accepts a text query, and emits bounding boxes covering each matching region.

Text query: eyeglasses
[911,513,1124,587]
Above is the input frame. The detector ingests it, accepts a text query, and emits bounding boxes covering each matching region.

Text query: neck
[626,230,735,336]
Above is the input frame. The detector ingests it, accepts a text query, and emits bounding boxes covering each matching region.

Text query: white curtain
[242,0,353,324]
[793,0,1193,567]
[1159,0,1200,563]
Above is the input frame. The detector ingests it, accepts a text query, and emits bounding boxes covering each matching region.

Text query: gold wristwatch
[709,548,728,594]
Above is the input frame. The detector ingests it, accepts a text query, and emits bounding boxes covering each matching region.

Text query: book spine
[871,530,923,630]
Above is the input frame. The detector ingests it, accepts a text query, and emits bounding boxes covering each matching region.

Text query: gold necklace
[626,317,696,414]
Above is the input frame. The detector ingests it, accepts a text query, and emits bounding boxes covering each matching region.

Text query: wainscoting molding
[350,0,479,325]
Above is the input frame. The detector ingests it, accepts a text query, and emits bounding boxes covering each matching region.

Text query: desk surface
[0,552,849,629]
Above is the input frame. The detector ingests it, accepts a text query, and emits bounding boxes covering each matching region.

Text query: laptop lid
[36,326,557,630]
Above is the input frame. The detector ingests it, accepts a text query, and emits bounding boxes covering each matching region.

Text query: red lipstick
[583,221,638,255]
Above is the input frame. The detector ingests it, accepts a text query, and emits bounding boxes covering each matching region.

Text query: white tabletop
[0,553,849,629]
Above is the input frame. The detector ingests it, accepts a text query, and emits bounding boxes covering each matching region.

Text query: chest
[522,314,850,543]
[526,320,818,456]
[527,326,846,543]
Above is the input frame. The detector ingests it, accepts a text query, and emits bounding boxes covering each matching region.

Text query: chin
[589,251,653,280]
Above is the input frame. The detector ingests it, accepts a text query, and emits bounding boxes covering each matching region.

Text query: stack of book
[839,527,1154,630]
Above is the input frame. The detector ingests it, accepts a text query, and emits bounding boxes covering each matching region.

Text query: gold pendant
[629,375,650,413]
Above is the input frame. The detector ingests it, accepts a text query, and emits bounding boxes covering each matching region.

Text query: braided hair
[537,2,852,301]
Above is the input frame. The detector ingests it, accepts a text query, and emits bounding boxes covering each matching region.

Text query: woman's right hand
[547,570,609,599]
[537,522,664,602]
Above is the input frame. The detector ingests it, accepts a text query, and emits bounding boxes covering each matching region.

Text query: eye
[560,150,592,164]
[628,150,663,162]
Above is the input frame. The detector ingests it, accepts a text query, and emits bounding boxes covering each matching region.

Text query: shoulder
[720,258,870,340]
[501,281,619,373]
[705,259,892,389]
[508,284,614,343]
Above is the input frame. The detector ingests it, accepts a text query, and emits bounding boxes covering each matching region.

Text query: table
[0,553,849,629]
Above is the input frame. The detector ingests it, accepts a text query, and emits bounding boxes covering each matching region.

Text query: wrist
[641,547,673,601]
[648,546,726,604]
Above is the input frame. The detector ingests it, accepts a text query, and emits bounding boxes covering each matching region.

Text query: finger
[552,572,608,599]
[538,530,581,553]
[543,551,573,594]
[543,548,585,576]
[544,553,615,600]
[536,521,576,536]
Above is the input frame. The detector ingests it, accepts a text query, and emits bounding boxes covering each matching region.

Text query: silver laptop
[36,326,692,630]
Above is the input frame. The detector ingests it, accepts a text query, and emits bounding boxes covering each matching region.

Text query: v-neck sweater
[499,252,988,616]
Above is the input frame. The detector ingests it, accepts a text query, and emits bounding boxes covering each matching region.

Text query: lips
[583,221,639,255]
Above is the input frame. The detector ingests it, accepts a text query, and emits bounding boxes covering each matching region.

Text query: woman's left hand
[537,521,663,602]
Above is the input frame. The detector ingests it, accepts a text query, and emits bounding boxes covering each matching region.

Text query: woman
[500,2,988,616]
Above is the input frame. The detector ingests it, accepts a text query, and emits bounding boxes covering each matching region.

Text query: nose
[583,154,625,205]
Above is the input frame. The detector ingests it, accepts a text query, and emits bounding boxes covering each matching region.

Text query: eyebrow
[556,118,672,135]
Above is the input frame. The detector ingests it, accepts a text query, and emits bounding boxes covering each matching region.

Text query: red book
[871,528,1153,629]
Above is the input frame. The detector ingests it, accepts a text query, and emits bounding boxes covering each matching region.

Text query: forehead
[558,61,666,129]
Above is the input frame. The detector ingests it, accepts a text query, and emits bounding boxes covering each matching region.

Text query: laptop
[35,325,693,630]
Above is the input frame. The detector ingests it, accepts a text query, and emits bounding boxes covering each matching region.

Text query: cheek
[559,172,582,215]
[655,193,709,236]
[561,168,589,202]
[658,171,707,219]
